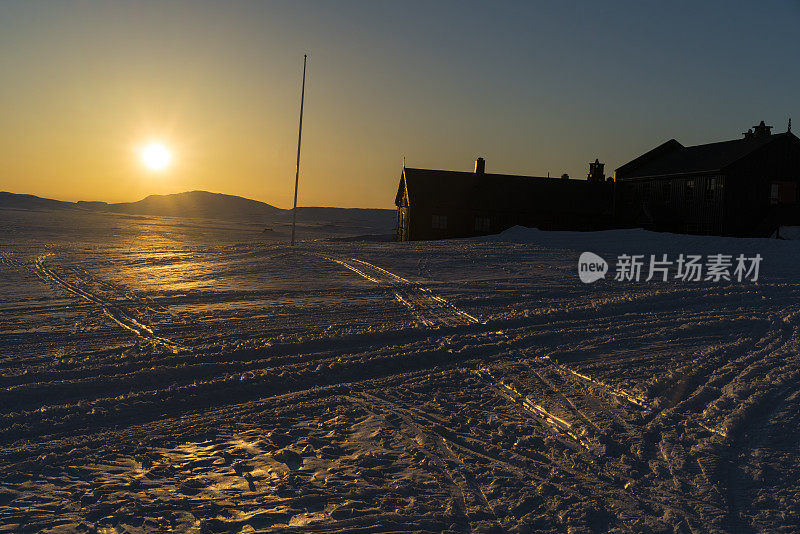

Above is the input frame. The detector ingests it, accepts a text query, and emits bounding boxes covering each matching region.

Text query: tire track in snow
[474,366,598,454]
[320,251,654,439]
[355,387,644,533]
[67,264,169,314]
[523,361,627,451]
[474,363,713,526]
[33,253,186,352]
[319,252,645,456]
[469,321,648,456]
[646,306,800,440]
[318,254,482,328]
[542,355,649,409]
[0,251,24,268]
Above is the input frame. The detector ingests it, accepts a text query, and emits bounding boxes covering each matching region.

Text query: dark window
[431,215,447,229]
[662,182,671,202]
[474,216,490,232]
[686,180,695,200]
[771,182,797,205]
[705,178,716,200]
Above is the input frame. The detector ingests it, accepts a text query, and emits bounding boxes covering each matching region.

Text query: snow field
[2,210,800,532]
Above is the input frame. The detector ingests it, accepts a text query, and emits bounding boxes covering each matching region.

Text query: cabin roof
[616,132,797,179]
[396,167,612,214]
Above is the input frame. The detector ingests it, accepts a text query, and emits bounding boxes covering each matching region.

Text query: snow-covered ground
[2,208,800,533]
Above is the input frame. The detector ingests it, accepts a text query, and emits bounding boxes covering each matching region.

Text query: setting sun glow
[141,143,172,171]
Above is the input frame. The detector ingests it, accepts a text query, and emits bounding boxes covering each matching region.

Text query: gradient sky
[1,1,798,209]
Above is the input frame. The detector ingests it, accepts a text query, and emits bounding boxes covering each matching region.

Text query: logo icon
[578,252,608,284]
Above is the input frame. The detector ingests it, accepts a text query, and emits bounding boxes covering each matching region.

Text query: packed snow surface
[2,209,800,533]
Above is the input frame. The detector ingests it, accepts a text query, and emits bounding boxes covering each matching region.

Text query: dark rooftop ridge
[616,121,798,179]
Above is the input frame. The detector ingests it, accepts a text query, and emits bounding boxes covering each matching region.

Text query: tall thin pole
[291,54,307,246]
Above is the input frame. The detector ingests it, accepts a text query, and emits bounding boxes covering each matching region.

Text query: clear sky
[1,1,798,209]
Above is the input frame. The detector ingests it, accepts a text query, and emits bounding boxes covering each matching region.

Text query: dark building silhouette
[395,158,613,241]
[615,121,800,236]
[395,121,799,241]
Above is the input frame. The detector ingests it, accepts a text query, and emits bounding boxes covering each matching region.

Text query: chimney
[752,120,772,138]
[474,157,485,174]
[587,158,605,182]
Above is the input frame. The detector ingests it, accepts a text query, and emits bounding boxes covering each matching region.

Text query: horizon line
[0,189,395,211]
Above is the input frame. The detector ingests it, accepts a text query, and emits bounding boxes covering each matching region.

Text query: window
[474,216,490,232]
[662,182,671,202]
[705,178,716,201]
[770,182,796,205]
[431,215,448,229]
[685,180,695,200]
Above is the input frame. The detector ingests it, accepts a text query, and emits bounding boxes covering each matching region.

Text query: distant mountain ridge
[0,192,77,212]
[0,191,394,226]
[100,190,285,220]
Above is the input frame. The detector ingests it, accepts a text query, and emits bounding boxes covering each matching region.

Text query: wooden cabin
[615,121,800,236]
[395,158,614,241]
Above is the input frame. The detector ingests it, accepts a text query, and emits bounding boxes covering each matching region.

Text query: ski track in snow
[2,210,800,532]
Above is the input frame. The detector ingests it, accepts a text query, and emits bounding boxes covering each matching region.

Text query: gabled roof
[614,139,683,178]
[396,167,611,214]
[616,132,798,179]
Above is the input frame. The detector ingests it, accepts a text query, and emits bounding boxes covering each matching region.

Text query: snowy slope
[1,208,800,532]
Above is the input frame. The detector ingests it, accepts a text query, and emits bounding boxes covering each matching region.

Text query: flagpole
[291,54,307,246]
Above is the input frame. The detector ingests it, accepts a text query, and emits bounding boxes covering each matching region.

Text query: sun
[141,143,172,171]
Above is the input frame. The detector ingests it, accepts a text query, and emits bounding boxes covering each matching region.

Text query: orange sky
[1,2,798,209]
